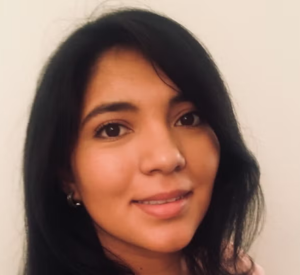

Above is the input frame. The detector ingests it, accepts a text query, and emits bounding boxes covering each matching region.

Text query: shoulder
[237,254,265,275]
[235,254,265,275]
[252,262,265,275]
[222,243,265,275]
[224,254,265,275]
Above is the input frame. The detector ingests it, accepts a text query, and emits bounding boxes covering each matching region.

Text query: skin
[68,47,220,275]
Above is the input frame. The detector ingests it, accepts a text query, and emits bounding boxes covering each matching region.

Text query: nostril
[175,165,181,172]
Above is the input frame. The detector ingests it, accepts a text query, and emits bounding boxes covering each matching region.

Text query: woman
[23,8,264,275]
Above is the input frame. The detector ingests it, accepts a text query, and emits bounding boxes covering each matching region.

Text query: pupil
[181,113,194,125]
[106,124,120,137]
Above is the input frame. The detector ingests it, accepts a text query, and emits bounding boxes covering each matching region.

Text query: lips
[132,190,192,219]
[132,189,191,203]
[135,194,186,205]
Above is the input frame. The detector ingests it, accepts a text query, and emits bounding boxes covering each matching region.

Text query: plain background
[0,0,299,274]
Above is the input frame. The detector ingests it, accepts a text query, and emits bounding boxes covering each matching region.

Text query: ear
[59,169,82,201]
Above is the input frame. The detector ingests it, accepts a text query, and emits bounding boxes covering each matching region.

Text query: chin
[148,237,192,254]
[141,227,195,253]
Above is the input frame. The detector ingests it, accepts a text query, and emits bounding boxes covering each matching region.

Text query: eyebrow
[80,93,187,129]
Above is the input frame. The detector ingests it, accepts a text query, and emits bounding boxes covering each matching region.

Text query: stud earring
[67,192,81,208]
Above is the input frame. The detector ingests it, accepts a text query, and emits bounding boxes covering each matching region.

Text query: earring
[67,192,81,208]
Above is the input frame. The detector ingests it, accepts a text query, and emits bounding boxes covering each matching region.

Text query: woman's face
[70,47,220,254]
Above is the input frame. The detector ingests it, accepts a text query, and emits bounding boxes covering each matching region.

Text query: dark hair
[23,8,264,275]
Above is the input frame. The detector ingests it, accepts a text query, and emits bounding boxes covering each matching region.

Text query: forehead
[83,47,179,110]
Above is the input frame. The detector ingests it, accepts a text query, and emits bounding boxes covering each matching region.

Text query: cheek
[186,128,220,183]
[73,145,135,202]
[184,128,220,211]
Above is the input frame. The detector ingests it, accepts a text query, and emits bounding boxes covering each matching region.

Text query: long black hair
[23,8,264,275]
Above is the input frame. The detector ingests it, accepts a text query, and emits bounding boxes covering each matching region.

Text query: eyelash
[94,111,203,139]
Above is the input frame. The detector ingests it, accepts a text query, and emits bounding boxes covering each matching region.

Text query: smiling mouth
[132,191,192,219]
[133,193,190,205]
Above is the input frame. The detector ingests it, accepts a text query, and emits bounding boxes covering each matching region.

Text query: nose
[139,126,186,176]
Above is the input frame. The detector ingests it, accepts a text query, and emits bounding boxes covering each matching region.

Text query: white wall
[0,1,299,274]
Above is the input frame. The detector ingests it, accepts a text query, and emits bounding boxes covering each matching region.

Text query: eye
[95,123,130,139]
[175,111,202,127]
